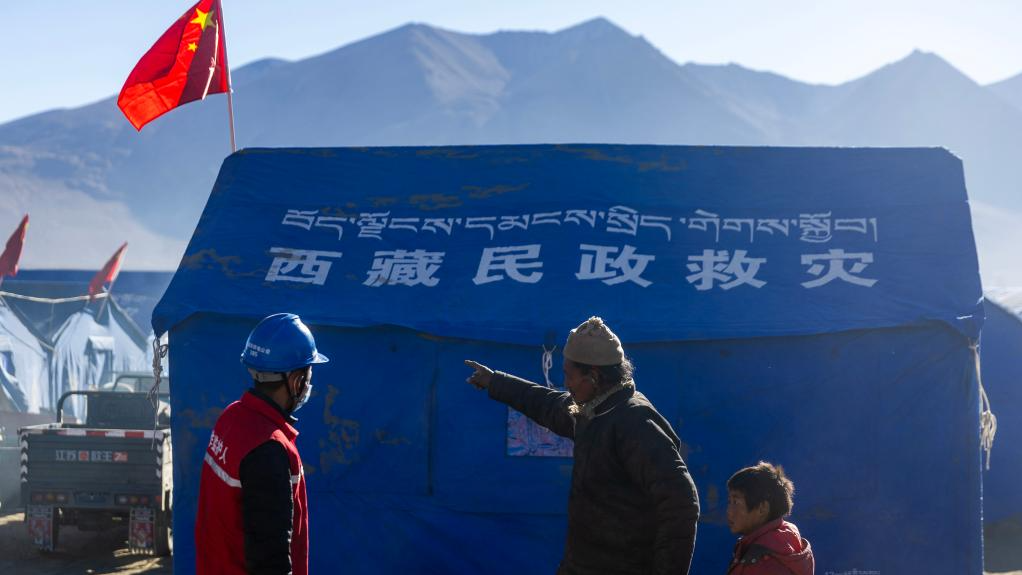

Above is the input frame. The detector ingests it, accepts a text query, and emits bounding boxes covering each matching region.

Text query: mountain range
[1,18,1020,283]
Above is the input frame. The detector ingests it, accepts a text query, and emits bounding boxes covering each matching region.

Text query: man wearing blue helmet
[195,313,328,575]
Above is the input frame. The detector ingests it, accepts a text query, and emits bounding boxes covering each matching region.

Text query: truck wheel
[154,508,172,556]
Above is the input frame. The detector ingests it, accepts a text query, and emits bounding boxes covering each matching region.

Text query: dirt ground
[0,508,1018,574]
[0,511,170,575]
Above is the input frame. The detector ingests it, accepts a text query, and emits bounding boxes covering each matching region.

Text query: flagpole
[97,288,110,318]
[226,84,237,153]
[219,0,237,153]
[96,267,120,318]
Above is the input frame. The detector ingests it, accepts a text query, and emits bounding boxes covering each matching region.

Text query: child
[726,461,814,575]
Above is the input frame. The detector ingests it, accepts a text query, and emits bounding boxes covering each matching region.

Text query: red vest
[195,392,308,575]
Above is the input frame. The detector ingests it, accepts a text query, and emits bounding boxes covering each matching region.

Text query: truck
[0,410,51,510]
[100,371,170,395]
[18,389,172,555]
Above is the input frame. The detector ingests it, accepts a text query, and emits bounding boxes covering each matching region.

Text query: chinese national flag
[89,243,128,301]
[118,0,229,130]
[0,215,29,279]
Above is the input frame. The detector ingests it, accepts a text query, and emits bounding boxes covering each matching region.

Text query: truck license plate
[129,507,155,551]
[27,505,54,551]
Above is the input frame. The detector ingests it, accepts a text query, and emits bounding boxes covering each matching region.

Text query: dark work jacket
[196,388,308,575]
[240,390,299,575]
[489,373,700,575]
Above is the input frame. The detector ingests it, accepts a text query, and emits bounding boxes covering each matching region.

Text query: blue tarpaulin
[154,145,985,575]
[980,294,1022,525]
[5,271,173,337]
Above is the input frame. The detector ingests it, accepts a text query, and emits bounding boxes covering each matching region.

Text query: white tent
[50,299,148,419]
[0,298,51,413]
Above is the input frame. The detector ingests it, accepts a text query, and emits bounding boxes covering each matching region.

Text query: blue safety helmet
[240,313,329,373]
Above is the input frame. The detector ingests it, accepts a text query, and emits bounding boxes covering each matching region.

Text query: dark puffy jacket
[489,373,700,575]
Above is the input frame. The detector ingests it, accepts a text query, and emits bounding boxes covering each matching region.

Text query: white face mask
[290,376,313,413]
[292,384,310,412]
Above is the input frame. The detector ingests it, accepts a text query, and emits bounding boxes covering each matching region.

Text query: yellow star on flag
[190,8,214,31]
[187,42,198,52]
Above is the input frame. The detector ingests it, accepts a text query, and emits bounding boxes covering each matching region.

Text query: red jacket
[727,518,814,575]
[195,392,309,575]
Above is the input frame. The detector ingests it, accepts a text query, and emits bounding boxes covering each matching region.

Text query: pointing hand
[464,360,494,390]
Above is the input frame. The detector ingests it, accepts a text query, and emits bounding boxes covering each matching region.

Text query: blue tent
[0,298,50,413]
[154,145,986,575]
[980,293,1022,525]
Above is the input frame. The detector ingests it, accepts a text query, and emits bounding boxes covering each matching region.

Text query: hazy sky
[1,0,1019,125]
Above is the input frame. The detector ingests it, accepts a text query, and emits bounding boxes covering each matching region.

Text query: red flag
[118,0,230,130]
[89,243,128,301]
[0,215,29,279]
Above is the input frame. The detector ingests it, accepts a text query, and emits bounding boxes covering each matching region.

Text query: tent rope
[974,345,997,470]
[149,335,169,449]
[541,345,556,388]
[0,290,108,304]
[149,336,168,407]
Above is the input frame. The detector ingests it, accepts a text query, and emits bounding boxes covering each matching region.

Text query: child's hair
[727,461,795,522]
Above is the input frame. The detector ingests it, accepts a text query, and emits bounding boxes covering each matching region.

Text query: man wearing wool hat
[465,317,700,575]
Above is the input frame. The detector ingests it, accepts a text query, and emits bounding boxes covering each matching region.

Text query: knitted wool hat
[563,316,625,366]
